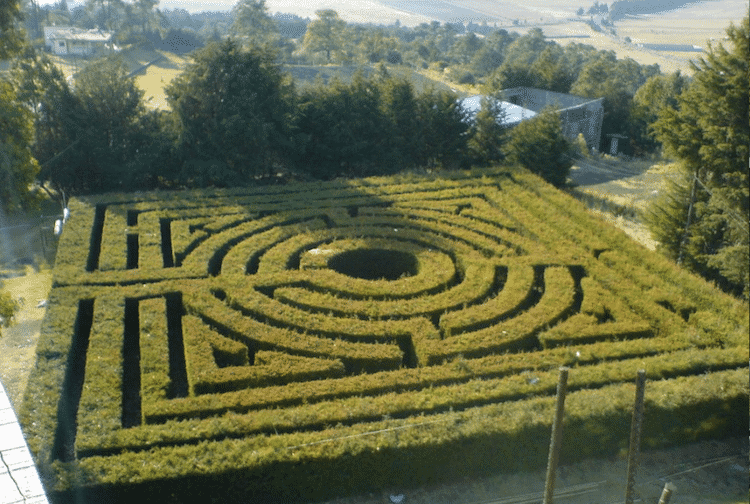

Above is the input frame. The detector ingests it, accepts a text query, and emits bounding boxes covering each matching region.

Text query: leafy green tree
[469,45,503,77]
[15,48,84,192]
[1,0,25,59]
[352,26,400,64]
[502,108,573,187]
[300,9,345,62]
[0,80,40,212]
[21,52,163,194]
[630,71,687,154]
[85,0,126,34]
[63,57,146,192]
[450,30,483,64]
[166,39,296,186]
[1,1,38,213]
[230,0,277,46]
[529,45,572,92]
[570,52,659,152]
[467,96,508,166]
[118,0,163,43]
[647,17,749,298]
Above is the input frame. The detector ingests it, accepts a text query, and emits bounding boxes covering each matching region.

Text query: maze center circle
[328,248,418,281]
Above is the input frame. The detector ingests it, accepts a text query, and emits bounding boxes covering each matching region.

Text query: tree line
[7,38,573,193]
[21,0,670,154]
[1,0,748,299]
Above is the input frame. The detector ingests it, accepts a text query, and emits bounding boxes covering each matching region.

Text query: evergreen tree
[0,80,40,212]
[230,0,277,46]
[296,72,386,178]
[630,71,687,154]
[467,96,508,166]
[414,88,469,170]
[166,39,296,186]
[502,107,573,187]
[17,49,86,193]
[18,50,168,194]
[529,45,572,93]
[570,52,659,152]
[1,0,39,212]
[1,0,25,59]
[647,16,749,298]
[377,73,420,169]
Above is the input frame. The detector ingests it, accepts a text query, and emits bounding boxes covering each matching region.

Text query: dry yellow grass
[569,159,684,251]
[46,47,189,110]
[0,269,52,409]
[132,50,190,110]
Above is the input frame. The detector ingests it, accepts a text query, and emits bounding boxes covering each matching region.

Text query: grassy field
[568,156,684,251]
[0,268,53,409]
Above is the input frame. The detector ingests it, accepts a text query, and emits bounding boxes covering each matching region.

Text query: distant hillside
[284,64,469,95]
[608,0,705,20]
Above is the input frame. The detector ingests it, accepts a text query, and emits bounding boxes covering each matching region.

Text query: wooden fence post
[624,369,647,504]
[657,482,676,504]
[543,367,569,504]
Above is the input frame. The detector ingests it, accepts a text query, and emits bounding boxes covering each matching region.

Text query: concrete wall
[558,99,604,151]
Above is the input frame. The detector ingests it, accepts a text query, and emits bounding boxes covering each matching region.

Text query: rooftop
[460,95,537,126]
[45,26,113,42]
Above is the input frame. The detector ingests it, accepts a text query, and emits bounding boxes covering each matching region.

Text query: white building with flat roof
[44,26,115,56]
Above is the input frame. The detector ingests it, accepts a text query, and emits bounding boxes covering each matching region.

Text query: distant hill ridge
[608,0,704,20]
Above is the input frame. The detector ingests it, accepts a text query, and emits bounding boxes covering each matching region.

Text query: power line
[691,174,749,236]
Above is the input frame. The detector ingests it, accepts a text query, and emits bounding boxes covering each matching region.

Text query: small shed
[44,26,115,56]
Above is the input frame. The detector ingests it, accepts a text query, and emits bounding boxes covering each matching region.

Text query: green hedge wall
[21,167,749,503]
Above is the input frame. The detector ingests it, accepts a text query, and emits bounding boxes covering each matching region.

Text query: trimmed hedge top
[22,168,749,503]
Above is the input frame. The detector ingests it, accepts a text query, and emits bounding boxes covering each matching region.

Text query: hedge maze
[21,169,748,502]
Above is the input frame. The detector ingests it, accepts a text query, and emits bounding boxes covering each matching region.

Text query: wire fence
[0,214,61,271]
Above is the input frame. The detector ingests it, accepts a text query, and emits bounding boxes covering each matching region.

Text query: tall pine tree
[502,107,572,187]
[647,16,749,299]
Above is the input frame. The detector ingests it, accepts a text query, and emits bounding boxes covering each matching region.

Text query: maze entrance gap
[328,249,418,281]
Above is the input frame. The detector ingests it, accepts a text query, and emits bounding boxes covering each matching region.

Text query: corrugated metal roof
[460,95,537,126]
[46,27,112,42]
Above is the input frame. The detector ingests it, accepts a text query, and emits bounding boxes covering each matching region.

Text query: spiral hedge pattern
[22,169,748,502]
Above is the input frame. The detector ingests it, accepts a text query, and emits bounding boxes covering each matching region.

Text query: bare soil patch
[323,437,748,504]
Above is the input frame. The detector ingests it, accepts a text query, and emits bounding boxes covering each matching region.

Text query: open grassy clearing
[130,50,191,110]
[0,268,53,409]
[567,156,684,251]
